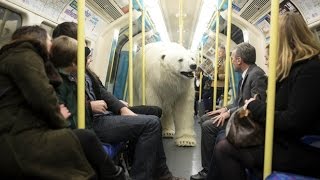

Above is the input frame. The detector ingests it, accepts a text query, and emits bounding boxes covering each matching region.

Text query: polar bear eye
[191,57,195,61]
[178,58,183,62]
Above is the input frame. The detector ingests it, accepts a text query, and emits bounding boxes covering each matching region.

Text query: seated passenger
[51,23,185,180]
[206,12,320,179]
[191,43,267,180]
[0,25,124,179]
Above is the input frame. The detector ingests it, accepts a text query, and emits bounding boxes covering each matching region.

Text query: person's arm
[88,71,125,114]
[8,50,67,129]
[250,72,268,102]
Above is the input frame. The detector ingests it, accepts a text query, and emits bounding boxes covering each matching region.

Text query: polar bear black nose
[190,64,197,70]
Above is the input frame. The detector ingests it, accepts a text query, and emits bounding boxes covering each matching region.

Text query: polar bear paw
[162,129,175,138]
[175,136,196,147]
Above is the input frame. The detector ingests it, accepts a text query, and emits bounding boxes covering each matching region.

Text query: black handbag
[226,107,264,148]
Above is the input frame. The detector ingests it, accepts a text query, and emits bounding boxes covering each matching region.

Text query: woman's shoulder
[291,55,320,77]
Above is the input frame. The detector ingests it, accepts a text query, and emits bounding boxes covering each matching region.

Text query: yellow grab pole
[219,0,227,10]
[263,0,279,178]
[142,7,146,105]
[213,10,220,111]
[229,57,236,99]
[223,0,232,106]
[77,0,85,129]
[128,0,133,106]
[179,0,184,45]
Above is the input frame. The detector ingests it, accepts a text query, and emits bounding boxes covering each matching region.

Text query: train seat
[102,142,126,159]
[266,172,319,180]
[266,135,320,180]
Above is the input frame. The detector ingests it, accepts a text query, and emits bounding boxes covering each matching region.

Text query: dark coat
[247,56,320,177]
[55,68,125,129]
[248,55,320,141]
[227,64,267,114]
[0,42,95,179]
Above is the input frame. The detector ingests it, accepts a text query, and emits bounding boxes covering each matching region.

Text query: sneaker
[158,174,187,180]
[190,169,207,180]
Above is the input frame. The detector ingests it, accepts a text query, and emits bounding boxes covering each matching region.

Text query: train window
[40,23,54,36]
[0,7,22,48]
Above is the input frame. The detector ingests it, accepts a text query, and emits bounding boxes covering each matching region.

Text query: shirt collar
[242,67,249,79]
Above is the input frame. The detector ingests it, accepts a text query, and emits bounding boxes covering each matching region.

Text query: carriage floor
[163,117,202,179]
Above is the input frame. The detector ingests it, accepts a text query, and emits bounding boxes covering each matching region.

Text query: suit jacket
[227,64,267,114]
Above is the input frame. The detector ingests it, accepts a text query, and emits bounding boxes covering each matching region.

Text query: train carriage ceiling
[88,0,320,45]
[109,0,274,49]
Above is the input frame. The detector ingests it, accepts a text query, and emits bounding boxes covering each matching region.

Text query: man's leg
[92,114,161,180]
[191,114,225,180]
[129,105,162,118]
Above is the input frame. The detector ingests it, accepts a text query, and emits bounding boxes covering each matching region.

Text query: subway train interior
[0,0,320,179]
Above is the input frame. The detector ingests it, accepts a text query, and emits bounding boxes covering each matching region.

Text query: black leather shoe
[190,170,207,180]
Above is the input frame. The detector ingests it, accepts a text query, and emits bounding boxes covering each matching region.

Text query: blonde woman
[207,12,320,179]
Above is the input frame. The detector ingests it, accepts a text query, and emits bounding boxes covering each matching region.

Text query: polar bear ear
[161,54,166,60]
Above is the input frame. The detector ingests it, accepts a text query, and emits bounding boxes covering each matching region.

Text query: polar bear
[133,42,197,146]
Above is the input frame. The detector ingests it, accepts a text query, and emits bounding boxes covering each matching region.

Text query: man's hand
[59,104,71,119]
[120,107,137,116]
[212,111,230,127]
[90,100,108,113]
[206,107,227,116]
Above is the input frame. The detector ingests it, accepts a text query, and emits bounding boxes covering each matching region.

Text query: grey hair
[235,42,256,64]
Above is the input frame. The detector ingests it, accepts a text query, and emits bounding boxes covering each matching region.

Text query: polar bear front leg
[173,94,196,146]
[161,110,175,138]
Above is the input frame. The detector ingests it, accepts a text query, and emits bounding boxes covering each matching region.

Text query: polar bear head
[160,43,197,79]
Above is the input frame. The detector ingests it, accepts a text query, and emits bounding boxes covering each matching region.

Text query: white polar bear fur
[133,42,196,146]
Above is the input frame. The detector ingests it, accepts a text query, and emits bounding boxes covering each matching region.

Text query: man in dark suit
[190,42,267,180]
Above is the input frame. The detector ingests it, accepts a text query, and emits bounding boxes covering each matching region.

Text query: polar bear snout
[189,64,197,70]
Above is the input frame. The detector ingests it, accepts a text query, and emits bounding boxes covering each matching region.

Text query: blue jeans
[92,114,169,180]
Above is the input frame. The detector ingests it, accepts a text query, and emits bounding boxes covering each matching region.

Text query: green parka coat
[0,41,95,179]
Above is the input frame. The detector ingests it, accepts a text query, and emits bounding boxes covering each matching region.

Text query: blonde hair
[50,36,78,68]
[277,12,320,81]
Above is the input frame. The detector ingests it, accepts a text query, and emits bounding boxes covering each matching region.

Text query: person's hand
[120,107,137,116]
[206,107,227,116]
[212,111,230,127]
[90,100,108,113]
[119,100,129,107]
[59,104,71,119]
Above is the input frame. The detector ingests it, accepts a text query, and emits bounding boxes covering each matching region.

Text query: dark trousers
[129,105,162,118]
[73,129,121,180]
[92,114,169,180]
[206,138,320,180]
[200,114,227,172]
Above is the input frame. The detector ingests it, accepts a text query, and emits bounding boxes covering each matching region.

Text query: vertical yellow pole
[229,57,236,99]
[77,0,85,129]
[223,0,233,106]
[142,7,146,105]
[128,0,133,106]
[263,0,279,178]
[179,0,183,45]
[213,11,220,111]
